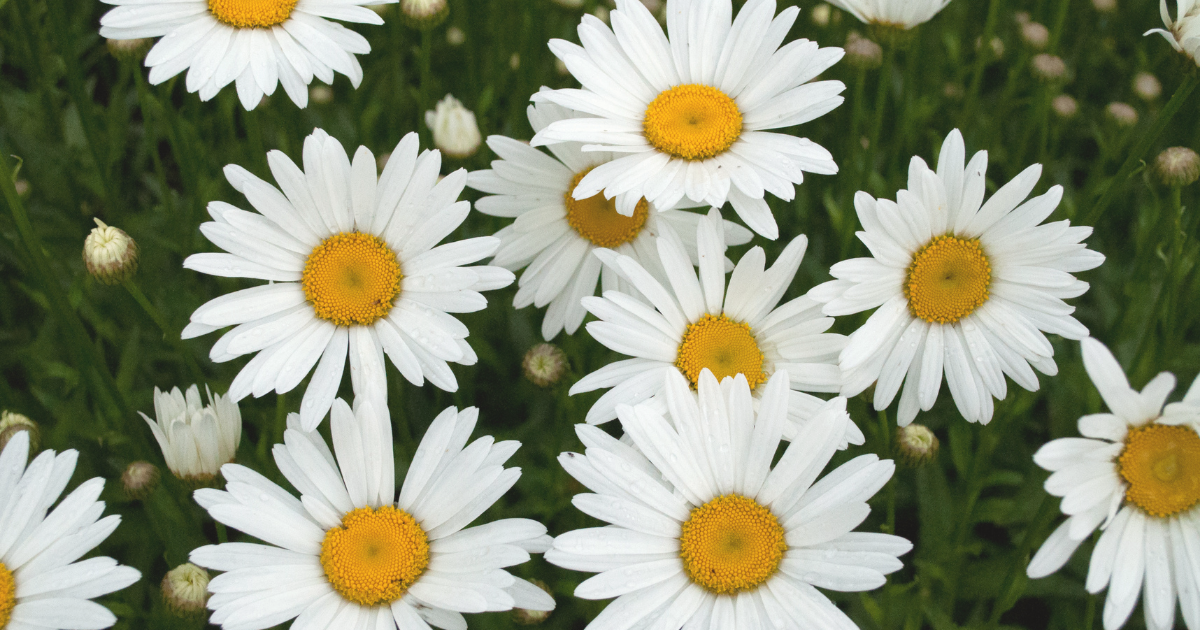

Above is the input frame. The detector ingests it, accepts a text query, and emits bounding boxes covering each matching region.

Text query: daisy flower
[810,129,1104,426]
[183,128,513,430]
[1147,0,1200,64]
[826,0,953,29]
[571,209,859,444]
[549,369,911,629]
[191,398,554,630]
[0,431,142,630]
[1028,338,1200,630]
[467,98,751,341]
[531,0,845,240]
[99,0,395,109]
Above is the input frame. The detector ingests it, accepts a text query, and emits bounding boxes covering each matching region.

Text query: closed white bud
[309,85,334,105]
[844,32,883,69]
[142,385,242,486]
[107,38,151,61]
[425,95,481,159]
[0,411,38,453]
[1021,22,1050,49]
[1134,72,1162,101]
[523,344,568,388]
[1052,94,1078,119]
[121,461,160,500]
[1031,54,1066,81]
[896,424,939,466]
[811,3,832,26]
[1106,102,1138,127]
[83,218,138,285]
[1092,0,1116,12]
[446,26,466,46]
[401,0,448,28]
[162,563,210,615]
[1155,147,1200,187]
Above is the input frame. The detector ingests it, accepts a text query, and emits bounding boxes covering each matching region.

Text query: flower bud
[1014,11,1031,25]
[425,94,482,159]
[509,53,521,71]
[0,411,38,453]
[1133,72,1162,101]
[309,85,334,105]
[142,385,242,486]
[811,3,832,27]
[1052,94,1078,119]
[83,218,139,285]
[513,580,554,625]
[106,38,152,61]
[13,179,30,198]
[401,0,448,29]
[844,32,883,69]
[523,344,568,388]
[1031,54,1067,81]
[550,0,583,8]
[121,461,160,500]
[896,424,939,467]
[162,563,210,616]
[1092,0,1116,11]
[1105,102,1138,127]
[1020,22,1050,49]
[1155,147,1200,187]
[446,26,466,46]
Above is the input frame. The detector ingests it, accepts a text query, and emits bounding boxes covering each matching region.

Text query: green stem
[960,0,1002,127]
[1048,0,1073,53]
[867,45,896,193]
[984,494,1059,629]
[122,278,206,384]
[419,28,433,141]
[0,152,138,436]
[1087,72,1200,224]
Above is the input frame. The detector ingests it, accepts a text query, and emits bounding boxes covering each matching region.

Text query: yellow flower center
[207,0,298,28]
[643,84,743,161]
[679,495,787,594]
[675,314,767,390]
[319,506,430,606]
[0,562,14,629]
[1119,424,1200,518]
[302,232,403,327]
[904,235,992,324]
[564,169,650,247]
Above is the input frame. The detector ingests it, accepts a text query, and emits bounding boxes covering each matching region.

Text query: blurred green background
[1,0,1199,627]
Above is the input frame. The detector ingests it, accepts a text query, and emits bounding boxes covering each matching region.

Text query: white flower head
[811,129,1105,427]
[1028,337,1200,630]
[0,431,141,630]
[827,0,953,28]
[531,0,846,240]
[572,209,861,445]
[182,128,514,430]
[141,384,242,483]
[191,398,554,630]
[468,98,752,340]
[426,95,482,159]
[1147,0,1200,64]
[98,0,397,110]
[549,369,910,629]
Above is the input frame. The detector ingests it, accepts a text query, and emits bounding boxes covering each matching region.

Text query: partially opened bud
[142,385,242,486]
[523,344,568,388]
[0,411,38,452]
[121,461,160,500]
[896,424,939,467]
[83,218,138,285]
[425,95,482,159]
[162,563,210,615]
[401,0,448,29]
[1156,147,1200,187]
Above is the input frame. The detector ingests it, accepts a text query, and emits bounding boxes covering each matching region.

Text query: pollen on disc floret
[564,169,650,247]
[302,232,404,327]
[319,506,430,606]
[679,495,788,594]
[904,235,993,324]
[207,0,299,29]
[1119,423,1200,518]
[675,314,767,390]
[643,84,744,162]
[0,562,15,628]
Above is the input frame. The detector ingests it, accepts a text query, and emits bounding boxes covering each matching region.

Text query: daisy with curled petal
[810,129,1104,427]
[1146,0,1200,64]
[467,97,752,341]
[191,398,555,630]
[531,0,845,240]
[549,369,911,629]
[571,209,861,445]
[183,128,513,430]
[826,0,953,29]
[1028,338,1200,630]
[0,431,142,630]
[99,0,395,110]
